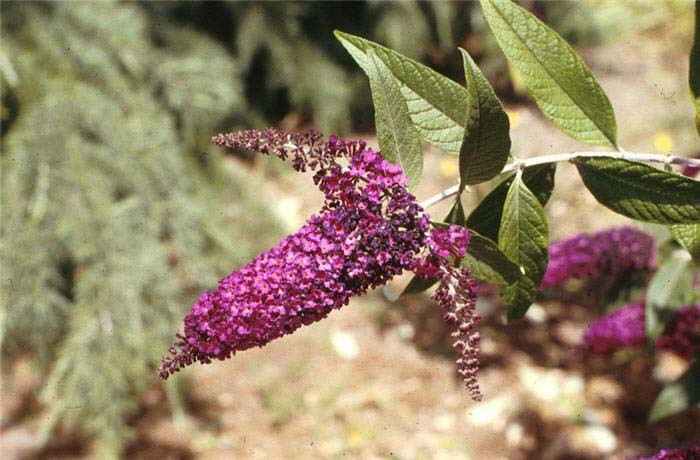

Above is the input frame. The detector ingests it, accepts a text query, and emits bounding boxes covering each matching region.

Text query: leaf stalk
[420,151,700,209]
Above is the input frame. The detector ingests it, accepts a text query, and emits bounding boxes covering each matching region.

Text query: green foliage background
[0,2,285,457]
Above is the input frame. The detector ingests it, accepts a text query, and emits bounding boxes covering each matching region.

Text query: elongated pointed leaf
[445,197,467,226]
[467,163,556,243]
[574,157,700,224]
[366,51,423,186]
[434,202,523,286]
[335,31,467,155]
[691,1,700,136]
[669,224,700,265]
[479,0,616,146]
[649,359,700,423]
[498,173,549,320]
[463,231,522,286]
[458,49,511,188]
[645,255,694,342]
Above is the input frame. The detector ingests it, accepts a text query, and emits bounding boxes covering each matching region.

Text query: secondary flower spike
[541,227,655,290]
[160,129,482,400]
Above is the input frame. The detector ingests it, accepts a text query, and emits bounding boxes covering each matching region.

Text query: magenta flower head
[159,129,481,399]
[633,446,700,460]
[583,303,700,358]
[541,227,655,290]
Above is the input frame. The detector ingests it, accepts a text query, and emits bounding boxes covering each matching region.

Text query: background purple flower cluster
[634,446,700,460]
[583,303,700,359]
[541,227,655,290]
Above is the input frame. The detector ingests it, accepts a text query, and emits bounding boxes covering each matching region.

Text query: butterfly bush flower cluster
[160,129,482,398]
[582,303,700,358]
[634,446,700,460]
[541,227,655,290]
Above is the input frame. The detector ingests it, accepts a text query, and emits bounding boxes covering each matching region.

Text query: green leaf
[365,50,423,186]
[445,197,467,226]
[645,255,694,342]
[335,30,468,155]
[690,1,700,136]
[649,358,700,423]
[463,231,522,286]
[400,275,437,297]
[498,172,549,320]
[479,0,616,146]
[467,163,556,243]
[458,49,511,187]
[574,157,700,224]
[669,224,700,265]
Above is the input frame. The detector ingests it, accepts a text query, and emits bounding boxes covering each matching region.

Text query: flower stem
[419,151,700,210]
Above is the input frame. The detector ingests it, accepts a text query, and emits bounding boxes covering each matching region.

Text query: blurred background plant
[1,1,697,459]
[0,2,288,457]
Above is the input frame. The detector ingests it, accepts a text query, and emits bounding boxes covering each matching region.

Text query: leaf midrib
[370,55,409,170]
[461,92,482,187]
[395,65,465,127]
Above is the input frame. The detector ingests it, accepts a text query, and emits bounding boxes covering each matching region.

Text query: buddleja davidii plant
[336,0,700,406]
[162,0,700,407]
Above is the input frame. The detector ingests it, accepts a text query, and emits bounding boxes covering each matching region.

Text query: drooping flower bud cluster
[582,303,700,358]
[634,446,700,460]
[413,226,482,401]
[160,129,431,379]
[541,226,655,290]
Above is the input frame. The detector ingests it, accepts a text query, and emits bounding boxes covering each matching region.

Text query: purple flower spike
[161,129,484,400]
[160,129,429,379]
[633,446,700,460]
[541,227,655,290]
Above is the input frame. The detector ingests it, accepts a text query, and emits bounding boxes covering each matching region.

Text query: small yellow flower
[439,158,459,177]
[653,131,674,154]
[348,429,362,446]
